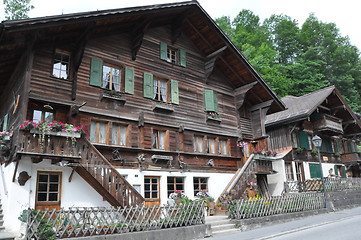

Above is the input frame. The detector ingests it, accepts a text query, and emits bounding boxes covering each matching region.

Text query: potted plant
[295,147,304,154]
[169,190,185,203]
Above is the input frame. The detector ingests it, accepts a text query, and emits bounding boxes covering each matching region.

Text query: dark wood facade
[0,1,285,206]
[266,86,361,179]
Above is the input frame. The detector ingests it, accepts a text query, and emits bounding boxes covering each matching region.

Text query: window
[102,64,121,91]
[167,177,185,198]
[2,113,9,131]
[160,42,186,67]
[292,131,299,148]
[193,177,208,196]
[143,73,179,104]
[32,110,54,123]
[144,177,159,199]
[152,129,167,150]
[90,121,107,144]
[153,78,168,102]
[36,172,61,203]
[194,135,204,153]
[285,162,294,180]
[219,139,228,155]
[111,124,127,146]
[90,58,134,94]
[204,89,218,113]
[52,51,70,79]
[207,137,216,154]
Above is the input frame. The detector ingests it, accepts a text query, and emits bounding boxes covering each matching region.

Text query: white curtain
[159,131,165,149]
[120,125,126,146]
[111,126,117,145]
[99,122,106,143]
[153,79,158,99]
[160,80,167,102]
[90,121,96,142]
[208,138,215,154]
[112,68,120,91]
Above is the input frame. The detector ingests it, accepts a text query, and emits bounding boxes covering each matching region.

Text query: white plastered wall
[267,160,286,196]
[0,158,111,235]
[115,168,235,205]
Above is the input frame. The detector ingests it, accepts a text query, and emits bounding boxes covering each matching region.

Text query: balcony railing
[292,148,341,163]
[341,152,361,163]
[17,130,82,160]
[313,114,343,134]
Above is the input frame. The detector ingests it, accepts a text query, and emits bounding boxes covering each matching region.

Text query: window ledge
[29,129,81,138]
[152,102,174,112]
[100,92,126,103]
[206,115,221,123]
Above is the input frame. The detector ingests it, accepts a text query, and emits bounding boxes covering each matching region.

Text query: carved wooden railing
[217,154,256,202]
[75,137,144,207]
[17,130,82,160]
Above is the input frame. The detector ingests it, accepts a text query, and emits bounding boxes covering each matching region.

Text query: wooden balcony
[17,130,82,161]
[313,114,343,135]
[293,148,341,163]
[341,152,361,164]
[254,159,274,174]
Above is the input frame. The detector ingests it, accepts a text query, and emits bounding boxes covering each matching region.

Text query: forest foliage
[215,11,361,112]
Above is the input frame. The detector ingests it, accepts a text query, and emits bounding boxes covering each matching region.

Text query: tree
[4,0,34,20]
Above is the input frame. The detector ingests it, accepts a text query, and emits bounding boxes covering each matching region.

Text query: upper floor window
[152,129,167,150]
[207,137,216,154]
[153,78,168,102]
[219,139,229,155]
[111,124,128,146]
[90,58,134,94]
[194,135,204,153]
[33,110,54,123]
[160,42,186,67]
[52,51,70,79]
[90,121,107,144]
[143,72,179,104]
[102,64,121,91]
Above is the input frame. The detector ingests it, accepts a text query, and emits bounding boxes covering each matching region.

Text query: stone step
[212,223,236,232]
[212,228,239,236]
[0,232,15,240]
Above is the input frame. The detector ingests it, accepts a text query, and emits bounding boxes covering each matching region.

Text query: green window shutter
[214,91,218,112]
[309,163,322,179]
[179,49,186,67]
[2,113,8,131]
[124,67,134,94]
[335,139,340,152]
[334,165,339,176]
[325,138,333,153]
[309,164,317,178]
[160,42,167,61]
[170,80,179,104]
[299,131,309,149]
[204,89,216,112]
[90,58,103,87]
[143,72,154,99]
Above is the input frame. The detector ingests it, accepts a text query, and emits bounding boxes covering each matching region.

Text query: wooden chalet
[0,1,285,228]
[266,86,361,188]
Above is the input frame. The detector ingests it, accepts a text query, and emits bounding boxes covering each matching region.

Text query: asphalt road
[209,207,361,240]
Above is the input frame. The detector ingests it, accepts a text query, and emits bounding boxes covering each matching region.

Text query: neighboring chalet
[0,0,285,234]
[266,86,361,195]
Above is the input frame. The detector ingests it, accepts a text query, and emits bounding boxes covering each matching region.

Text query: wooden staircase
[217,154,257,202]
[74,137,144,207]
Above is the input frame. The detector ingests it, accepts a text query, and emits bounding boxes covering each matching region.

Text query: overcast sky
[1,0,360,50]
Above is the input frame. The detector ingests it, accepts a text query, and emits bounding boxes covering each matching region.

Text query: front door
[144,176,160,207]
[35,171,62,211]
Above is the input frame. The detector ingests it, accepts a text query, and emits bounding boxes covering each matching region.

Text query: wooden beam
[234,82,257,110]
[249,100,274,112]
[205,46,227,79]
[343,120,356,126]
[318,105,330,111]
[131,17,152,60]
[171,9,193,44]
[12,160,20,182]
[68,168,75,182]
[71,22,95,100]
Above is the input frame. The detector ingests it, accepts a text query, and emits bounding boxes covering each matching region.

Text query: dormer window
[52,50,70,79]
